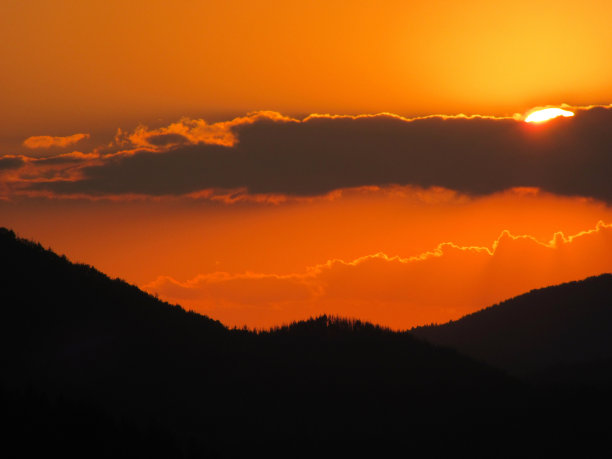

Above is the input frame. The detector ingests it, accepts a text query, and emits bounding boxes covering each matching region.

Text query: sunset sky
[1,0,611,329]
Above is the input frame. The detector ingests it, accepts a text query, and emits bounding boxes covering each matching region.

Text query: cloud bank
[4,105,612,203]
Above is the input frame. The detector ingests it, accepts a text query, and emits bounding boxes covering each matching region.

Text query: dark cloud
[32,153,97,166]
[145,133,190,147]
[0,157,25,170]
[25,106,612,202]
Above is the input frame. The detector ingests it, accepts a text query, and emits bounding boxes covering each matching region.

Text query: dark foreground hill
[413,274,612,382]
[1,227,611,457]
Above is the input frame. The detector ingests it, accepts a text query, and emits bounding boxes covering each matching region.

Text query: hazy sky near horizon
[1,1,612,328]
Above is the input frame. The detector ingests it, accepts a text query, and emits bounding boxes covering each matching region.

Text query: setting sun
[525,107,575,123]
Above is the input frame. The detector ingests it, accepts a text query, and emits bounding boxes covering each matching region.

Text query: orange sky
[2,0,612,146]
[2,186,612,329]
[1,1,611,329]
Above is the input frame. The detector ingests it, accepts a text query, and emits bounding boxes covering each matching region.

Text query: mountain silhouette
[1,227,611,457]
[412,274,612,382]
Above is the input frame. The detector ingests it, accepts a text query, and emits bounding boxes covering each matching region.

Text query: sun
[525,107,574,123]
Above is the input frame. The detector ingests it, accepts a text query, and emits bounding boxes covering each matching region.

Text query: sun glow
[525,108,574,123]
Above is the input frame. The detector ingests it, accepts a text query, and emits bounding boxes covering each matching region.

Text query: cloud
[0,152,100,199]
[115,111,296,150]
[11,105,612,203]
[0,156,25,170]
[144,221,612,329]
[23,133,90,149]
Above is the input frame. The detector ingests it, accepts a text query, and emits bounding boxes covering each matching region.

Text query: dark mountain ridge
[0,227,528,457]
[413,274,612,381]
[2,227,612,456]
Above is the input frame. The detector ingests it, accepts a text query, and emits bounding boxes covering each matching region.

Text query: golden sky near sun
[1,0,612,138]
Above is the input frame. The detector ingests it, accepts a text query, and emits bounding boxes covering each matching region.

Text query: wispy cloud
[23,133,90,149]
[143,221,612,329]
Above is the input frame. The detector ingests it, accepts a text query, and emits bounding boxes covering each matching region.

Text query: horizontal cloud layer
[5,105,612,202]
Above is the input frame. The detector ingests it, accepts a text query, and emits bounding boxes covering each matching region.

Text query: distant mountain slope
[0,227,228,387]
[413,274,612,380]
[0,227,524,457]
